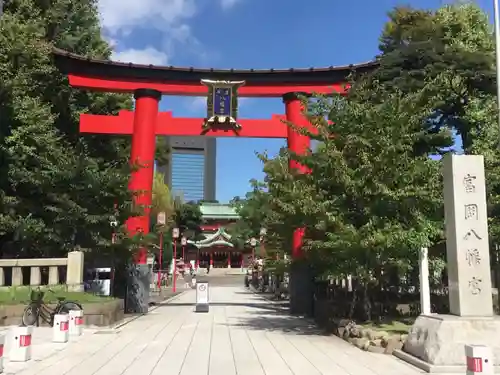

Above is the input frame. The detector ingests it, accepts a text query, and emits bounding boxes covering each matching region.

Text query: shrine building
[186,203,243,268]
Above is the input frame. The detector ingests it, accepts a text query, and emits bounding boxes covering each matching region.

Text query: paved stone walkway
[2,286,433,375]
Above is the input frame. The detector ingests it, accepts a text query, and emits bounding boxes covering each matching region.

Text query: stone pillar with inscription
[444,154,493,316]
[395,154,500,373]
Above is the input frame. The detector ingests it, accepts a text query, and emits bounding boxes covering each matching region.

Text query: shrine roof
[52,48,378,86]
[188,227,234,248]
[200,203,239,220]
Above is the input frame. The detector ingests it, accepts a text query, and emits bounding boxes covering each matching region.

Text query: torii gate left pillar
[283,92,314,316]
[126,88,161,314]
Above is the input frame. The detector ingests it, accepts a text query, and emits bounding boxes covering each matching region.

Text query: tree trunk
[362,282,372,321]
[348,287,357,319]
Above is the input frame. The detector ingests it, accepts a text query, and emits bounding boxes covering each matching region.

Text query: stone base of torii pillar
[395,155,500,373]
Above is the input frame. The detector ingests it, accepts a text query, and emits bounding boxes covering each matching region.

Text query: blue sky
[99,0,492,203]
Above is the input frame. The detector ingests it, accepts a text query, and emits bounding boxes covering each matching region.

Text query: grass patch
[0,285,116,305]
[360,318,414,335]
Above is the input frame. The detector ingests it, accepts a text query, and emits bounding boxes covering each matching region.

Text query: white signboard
[157,212,166,225]
[196,282,209,304]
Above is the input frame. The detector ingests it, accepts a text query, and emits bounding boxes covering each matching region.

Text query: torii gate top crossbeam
[52,48,378,97]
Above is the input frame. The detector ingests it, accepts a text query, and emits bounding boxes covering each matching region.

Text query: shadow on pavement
[232,291,255,295]
[224,314,328,336]
[158,301,287,313]
[148,290,182,306]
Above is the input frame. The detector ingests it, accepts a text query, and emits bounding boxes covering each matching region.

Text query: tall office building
[158,136,216,202]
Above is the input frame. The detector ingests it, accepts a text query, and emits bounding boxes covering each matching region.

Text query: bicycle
[21,288,82,327]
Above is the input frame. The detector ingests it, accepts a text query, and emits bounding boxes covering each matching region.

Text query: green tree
[229,181,268,251]
[369,3,494,153]
[0,0,134,260]
[152,172,175,223]
[266,88,443,318]
[373,3,500,255]
[174,202,203,240]
[232,3,498,319]
[228,152,313,265]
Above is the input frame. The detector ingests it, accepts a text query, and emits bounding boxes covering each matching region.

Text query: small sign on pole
[195,280,209,313]
[157,212,166,225]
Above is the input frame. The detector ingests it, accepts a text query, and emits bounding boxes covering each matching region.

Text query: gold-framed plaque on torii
[201,79,245,134]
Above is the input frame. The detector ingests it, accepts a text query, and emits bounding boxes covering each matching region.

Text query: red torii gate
[53,48,376,313]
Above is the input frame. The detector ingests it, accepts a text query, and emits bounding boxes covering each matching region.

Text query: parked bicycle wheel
[56,301,82,314]
[21,303,39,326]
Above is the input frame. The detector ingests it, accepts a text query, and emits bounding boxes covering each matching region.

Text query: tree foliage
[152,172,176,223]
[370,3,495,152]
[0,0,134,259]
[233,3,500,318]
[174,202,203,240]
[229,180,270,251]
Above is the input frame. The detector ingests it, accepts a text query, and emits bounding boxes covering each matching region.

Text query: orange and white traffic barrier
[10,326,32,362]
[53,314,69,343]
[0,333,5,373]
[69,310,83,336]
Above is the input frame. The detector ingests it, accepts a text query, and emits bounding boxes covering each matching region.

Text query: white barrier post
[9,326,32,362]
[0,334,4,373]
[195,280,209,313]
[465,344,493,375]
[69,310,83,336]
[53,314,69,343]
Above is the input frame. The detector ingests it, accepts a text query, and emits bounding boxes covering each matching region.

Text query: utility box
[465,344,493,375]
[195,280,209,313]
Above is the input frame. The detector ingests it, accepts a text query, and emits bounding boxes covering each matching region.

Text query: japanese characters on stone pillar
[443,154,493,316]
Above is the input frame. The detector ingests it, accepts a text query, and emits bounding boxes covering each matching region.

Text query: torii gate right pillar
[283,92,314,316]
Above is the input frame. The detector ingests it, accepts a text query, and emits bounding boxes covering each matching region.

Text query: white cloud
[112,47,169,65]
[99,0,209,64]
[219,0,243,10]
[98,0,197,35]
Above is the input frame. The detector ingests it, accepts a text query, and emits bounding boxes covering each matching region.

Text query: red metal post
[283,92,312,259]
[126,89,161,264]
[157,231,163,290]
[173,240,177,292]
[227,252,231,268]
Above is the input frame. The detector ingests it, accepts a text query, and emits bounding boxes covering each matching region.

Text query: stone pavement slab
[1,286,462,375]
